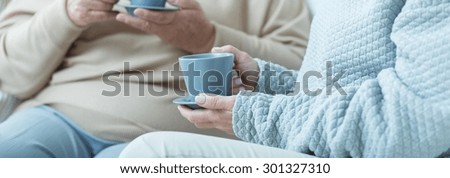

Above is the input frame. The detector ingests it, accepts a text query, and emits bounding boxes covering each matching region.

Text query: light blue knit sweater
[233,0,450,158]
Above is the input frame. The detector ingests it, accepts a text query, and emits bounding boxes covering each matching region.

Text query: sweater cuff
[40,0,84,47]
[254,58,271,93]
[232,90,272,143]
[254,58,298,95]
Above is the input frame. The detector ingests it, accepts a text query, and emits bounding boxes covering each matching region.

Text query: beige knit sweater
[0,0,310,142]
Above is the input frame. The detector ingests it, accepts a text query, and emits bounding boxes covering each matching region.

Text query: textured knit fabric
[233,0,450,158]
[0,0,310,142]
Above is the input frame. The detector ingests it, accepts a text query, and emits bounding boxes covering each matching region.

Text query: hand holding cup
[211,46,260,94]
[176,46,258,135]
[116,0,215,53]
[67,0,119,27]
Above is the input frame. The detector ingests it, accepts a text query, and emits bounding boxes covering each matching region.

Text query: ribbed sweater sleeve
[0,90,19,122]
[0,0,83,99]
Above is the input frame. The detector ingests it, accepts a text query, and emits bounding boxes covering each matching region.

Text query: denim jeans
[0,105,123,158]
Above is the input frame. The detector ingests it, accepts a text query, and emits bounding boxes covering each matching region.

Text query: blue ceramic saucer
[118,4,179,16]
[173,96,203,110]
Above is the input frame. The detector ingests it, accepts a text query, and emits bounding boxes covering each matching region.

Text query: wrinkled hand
[178,94,236,135]
[66,0,119,27]
[116,0,215,53]
[212,46,260,93]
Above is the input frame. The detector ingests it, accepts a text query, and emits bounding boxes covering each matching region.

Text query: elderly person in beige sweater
[0,0,310,157]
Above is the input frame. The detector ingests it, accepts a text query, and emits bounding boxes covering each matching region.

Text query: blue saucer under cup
[130,0,167,7]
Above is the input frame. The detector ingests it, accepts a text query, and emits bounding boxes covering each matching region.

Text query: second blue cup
[179,53,234,97]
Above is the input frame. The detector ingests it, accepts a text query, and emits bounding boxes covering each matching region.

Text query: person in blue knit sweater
[120,0,450,158]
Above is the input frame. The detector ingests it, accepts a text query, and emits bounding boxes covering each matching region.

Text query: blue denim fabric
[0,105,122,158]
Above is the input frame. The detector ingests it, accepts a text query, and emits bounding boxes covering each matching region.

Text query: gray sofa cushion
[0,91,18,122]
[0,0,9,13]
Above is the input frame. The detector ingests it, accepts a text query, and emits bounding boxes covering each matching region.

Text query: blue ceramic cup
[130,0,167,7]
[179,53,234,97]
